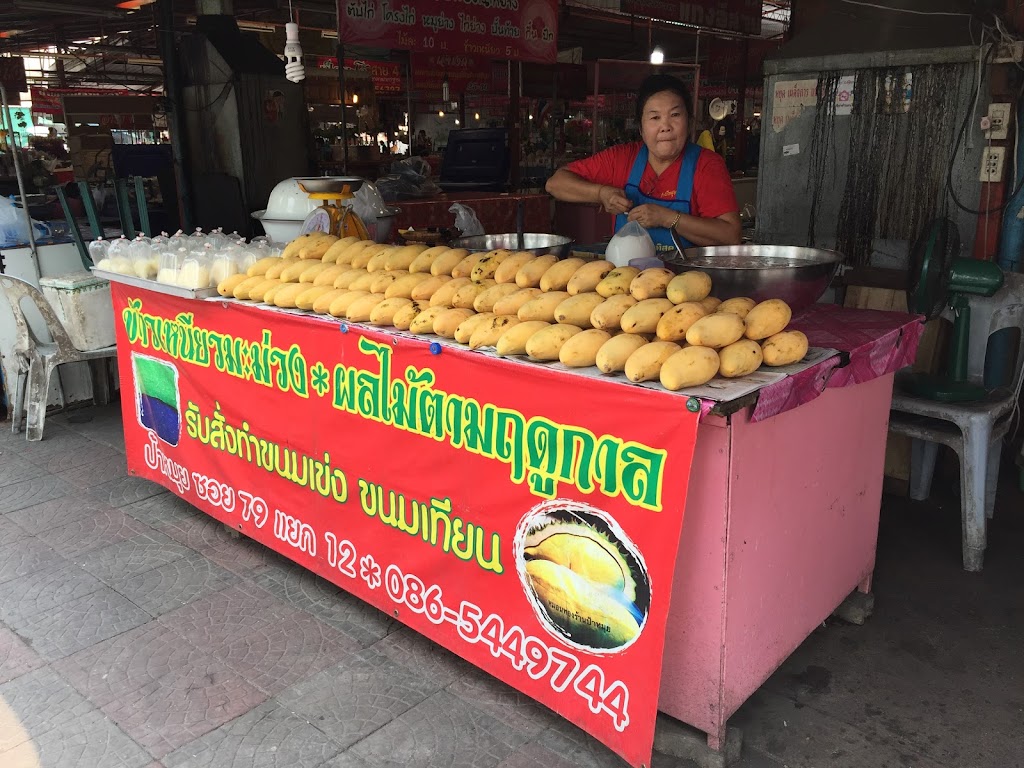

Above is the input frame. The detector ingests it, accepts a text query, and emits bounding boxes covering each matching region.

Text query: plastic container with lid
[39,272,116,351]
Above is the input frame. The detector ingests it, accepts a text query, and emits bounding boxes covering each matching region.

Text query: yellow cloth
[697,130,716,151]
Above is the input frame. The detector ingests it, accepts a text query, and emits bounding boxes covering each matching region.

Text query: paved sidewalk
[0,403,1021,768]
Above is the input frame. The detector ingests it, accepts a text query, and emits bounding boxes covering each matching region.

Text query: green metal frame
[54,186,91,269]
[134,176,151,236]
[77,181,103,239]
[114,178,136,239]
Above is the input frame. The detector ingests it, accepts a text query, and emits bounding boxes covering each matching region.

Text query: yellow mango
[559,329,612,368]
[660,346,720,390]
[595,334,649,373]
[761,330,809,366]
[744,299,793,341]
[718,339,764,377]
[666,271,712,303]
[685,312,745,348]
[525,323,583,361]
[620,298,675,334]
[624,341,682,382]
[656,302,706,342]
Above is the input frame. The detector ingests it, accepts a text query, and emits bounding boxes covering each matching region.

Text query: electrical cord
[945,41,1024,215]
[837,0,973,17]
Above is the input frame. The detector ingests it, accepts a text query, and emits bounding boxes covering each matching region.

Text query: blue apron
[614,142,702,250]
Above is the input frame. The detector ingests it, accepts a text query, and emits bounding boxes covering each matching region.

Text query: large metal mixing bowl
[451,233,574,257]
[664,245,844,313]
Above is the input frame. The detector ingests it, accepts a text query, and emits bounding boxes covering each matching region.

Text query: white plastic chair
[888,272,1024,571]
[0,274,118,442]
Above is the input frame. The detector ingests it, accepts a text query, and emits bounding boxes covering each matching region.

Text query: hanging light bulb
[442,73,450,103]
[474,112,480,120]
[455,118,460,125]
[438,110,445,117]
[650,47,665,65]
[352,92,359,105]
[283,22,305,82]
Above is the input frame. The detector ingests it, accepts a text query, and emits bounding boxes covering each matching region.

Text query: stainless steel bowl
[664,245,844,314]
[296,176,364,194]
[451,233,574,257]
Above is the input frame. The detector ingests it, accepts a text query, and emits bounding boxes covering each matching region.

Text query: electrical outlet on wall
[985,103,1012,141]
[980,146,1006,183]
[993,41,1024,63]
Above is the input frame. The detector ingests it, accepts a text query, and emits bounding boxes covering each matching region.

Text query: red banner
[410,53,493,96]
[622,0,761,36]
[29,86,63,117]
[338,0,558,64]
[112,284,699,768]
[316,56,403,93]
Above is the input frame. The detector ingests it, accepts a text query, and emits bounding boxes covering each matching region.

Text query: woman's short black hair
[636,74,692,122]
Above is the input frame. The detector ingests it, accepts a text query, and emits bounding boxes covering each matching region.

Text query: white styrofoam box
[39,272,116,351]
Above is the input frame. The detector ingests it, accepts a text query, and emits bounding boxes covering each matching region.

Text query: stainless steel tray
[450,233,574,257]
[90,268,220,300]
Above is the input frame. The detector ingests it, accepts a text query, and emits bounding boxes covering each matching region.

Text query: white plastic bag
[352,181,390,238]
[450,203,484,237]
[0,196,43,247]
[605,221,655,267]
[353,181,388,219]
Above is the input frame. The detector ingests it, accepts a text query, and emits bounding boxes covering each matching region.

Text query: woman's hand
[598,185,633,215]
[627,206,742,246]
[626,203,677,230]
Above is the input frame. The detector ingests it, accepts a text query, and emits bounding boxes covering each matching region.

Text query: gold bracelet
[669,212,681,231]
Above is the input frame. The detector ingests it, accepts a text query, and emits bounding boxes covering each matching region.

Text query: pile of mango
[217,233,809,390]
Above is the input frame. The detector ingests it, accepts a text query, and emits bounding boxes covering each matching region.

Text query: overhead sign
[112,284,700,768]
[622,0,761,36]
[338,0,558,64]
[410,53,493,96]
[316,56,403,93]
[29,86,63,117]
[0,57,27,98]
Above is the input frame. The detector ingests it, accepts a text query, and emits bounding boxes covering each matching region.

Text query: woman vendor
[546,74,742,249]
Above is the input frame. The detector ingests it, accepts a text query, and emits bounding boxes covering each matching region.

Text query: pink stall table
[658,305,922,749]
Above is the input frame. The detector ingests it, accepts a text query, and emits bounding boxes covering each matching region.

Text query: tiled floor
[0,403,1021,768]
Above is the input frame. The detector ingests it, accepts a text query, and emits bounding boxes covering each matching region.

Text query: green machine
[896,219,1005,402]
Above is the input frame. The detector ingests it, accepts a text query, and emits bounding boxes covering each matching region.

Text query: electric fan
[896,218,1004,402]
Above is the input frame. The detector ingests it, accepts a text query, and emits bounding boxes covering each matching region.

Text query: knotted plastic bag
[0,196,49,247]
[450,203,484,237]
[605,221,655,267]
[352,181,389,236]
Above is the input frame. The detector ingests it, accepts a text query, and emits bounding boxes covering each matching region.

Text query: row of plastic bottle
[91,229,283,290]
